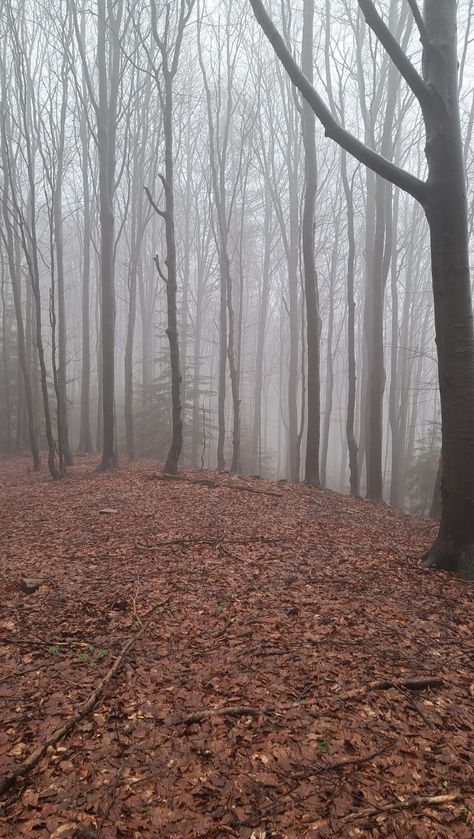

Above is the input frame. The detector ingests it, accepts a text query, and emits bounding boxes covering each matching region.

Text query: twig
[290,740,395,784]
[0,605,164,797]
[97,762,124,836]
[130,577,142,628]
[344,792,462,823]
[239,740,394,827]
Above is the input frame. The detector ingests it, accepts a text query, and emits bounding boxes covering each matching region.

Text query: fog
[1,0,473,514]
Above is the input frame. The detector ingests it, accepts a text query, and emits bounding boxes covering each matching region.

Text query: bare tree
[250,0,474,578]
[70,0,127,471]
[0,47,40,471]
[143,0,194,475]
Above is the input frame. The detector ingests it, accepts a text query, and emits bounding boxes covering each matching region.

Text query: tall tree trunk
[251,185,272,473]
[160,72,183,476]
[321,223,338,487]
[54,68,73,466]
[422,1,474,575]
[341,152,359,495]
[301,0,320,486]
[78,10,93,453]
[0,94,40,470]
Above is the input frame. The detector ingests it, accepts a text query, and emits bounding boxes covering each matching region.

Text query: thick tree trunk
[421,0,474,577]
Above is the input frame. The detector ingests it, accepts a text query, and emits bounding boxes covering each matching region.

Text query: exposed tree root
[0,607,162,796]
[422,536,474,580]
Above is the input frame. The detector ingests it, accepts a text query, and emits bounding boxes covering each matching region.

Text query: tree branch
[248,0,428,205]
[154,253,168,285]
[406,0,428,45]
[357,0,431,112]
[143,185,167,219]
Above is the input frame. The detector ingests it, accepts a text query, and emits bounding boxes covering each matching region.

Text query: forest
[0,0,473,836]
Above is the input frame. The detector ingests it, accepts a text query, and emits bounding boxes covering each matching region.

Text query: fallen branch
[0,604,165,797]
[148,472,283,498]
[180,705,264,724]
[136,535,285,550]
[344,792,462,822]
[370,677,444,691]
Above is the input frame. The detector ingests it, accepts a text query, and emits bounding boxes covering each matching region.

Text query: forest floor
[0,456,473,839]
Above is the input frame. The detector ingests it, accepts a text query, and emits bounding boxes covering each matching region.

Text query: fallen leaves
[0,456,473,838]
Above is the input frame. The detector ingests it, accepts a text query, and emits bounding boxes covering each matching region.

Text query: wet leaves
[0,456,473,837]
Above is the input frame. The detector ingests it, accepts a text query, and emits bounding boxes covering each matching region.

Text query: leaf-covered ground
[0,456,473,838]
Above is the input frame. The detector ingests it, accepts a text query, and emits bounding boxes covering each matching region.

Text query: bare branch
[153,253,168,285]
[357,0,431,113]
[406,0,428,45]
[143,185,167,219]
[249,0,428,205]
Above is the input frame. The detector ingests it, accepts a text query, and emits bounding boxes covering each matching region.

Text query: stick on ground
[0,606,164,796]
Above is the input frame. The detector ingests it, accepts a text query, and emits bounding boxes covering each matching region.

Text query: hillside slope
[0,457,472,837]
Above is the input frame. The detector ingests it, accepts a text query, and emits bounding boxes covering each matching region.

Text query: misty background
[0,0,473,514]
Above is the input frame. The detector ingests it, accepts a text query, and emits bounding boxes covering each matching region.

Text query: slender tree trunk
[161,73,183,476]
[341,151,358,495]
[301,0,320,486]
[0,110,40,469]
[54,73,72,466]
[321,224,338,487]
[389,190,401,507]
[78,10,93,454]
[251,186,272,473]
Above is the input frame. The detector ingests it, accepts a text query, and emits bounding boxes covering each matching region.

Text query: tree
[70,0,126,471]
[250,0,474,578]
[144,0,194,476]
[0,48,40,471]
[301,0,321,487]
